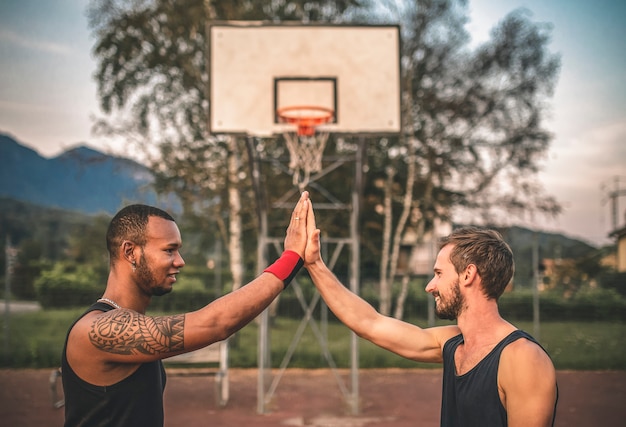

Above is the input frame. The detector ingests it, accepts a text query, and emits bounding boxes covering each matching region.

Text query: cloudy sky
[0,0,624,247]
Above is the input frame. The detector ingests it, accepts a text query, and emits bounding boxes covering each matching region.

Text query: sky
[0,0,624,247]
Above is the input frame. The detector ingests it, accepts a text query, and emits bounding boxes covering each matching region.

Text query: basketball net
[278,106,333,190]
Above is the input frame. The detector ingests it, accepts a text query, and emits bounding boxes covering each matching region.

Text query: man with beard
[303,201,558,427]
[62,193,310,427]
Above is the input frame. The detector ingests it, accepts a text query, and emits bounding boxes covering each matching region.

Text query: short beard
[135,255,172,297]
[435,279,464,321]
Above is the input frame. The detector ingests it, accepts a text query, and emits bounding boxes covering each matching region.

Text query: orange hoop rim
[277,105,334,136]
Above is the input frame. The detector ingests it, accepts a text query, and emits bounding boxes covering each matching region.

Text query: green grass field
[1,309,624,370]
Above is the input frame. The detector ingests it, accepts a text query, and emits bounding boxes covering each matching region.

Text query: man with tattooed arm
[61,192,310,427]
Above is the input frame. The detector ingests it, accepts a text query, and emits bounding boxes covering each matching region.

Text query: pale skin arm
[69,192,311,367]
[303,197,459,363]
[500,339,558,427]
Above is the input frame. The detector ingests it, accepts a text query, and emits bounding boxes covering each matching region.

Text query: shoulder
[432,325,462,349]
[68,309,104,339]
[499,334,556,392]
[67,308,142,355]
[498,334,558,424]
[67,309,111,354]
[502,334,553,364]
[65,309,112,372]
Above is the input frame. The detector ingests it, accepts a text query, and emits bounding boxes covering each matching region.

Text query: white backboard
[209,22,401,136]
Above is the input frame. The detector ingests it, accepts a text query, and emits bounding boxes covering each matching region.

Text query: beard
[135,255,172,296]
[435,279,464,321]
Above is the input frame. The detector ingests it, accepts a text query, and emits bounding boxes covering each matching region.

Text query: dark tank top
[441,330,557,427]
[62,302,167,427]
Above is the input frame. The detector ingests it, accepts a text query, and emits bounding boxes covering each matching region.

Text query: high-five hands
[265,191,312,288]
[283,191,311,259]
[280,190,323,269]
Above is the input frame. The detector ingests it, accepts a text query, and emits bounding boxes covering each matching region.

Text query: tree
[87,0,362,292]
[359,0,561,316]
[88,0,561,319]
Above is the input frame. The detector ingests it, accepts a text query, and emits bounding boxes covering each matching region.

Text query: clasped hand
[283,191,323,266]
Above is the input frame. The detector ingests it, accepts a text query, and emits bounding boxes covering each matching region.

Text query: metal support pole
[532,232,540,340]
[348,137,365,415]
[4,236,12,363]
[248,135,363,414]
[427,237,436,327]
[246,137,273,414]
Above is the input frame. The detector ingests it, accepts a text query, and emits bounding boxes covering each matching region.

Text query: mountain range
[0,133,163,214]
[0,132,599,263]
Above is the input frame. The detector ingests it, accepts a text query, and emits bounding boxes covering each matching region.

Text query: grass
[0,308,84,368]
[1,309,624,370]
[517,320,626,370]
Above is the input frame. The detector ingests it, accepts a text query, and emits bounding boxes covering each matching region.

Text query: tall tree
[87,0,560,319]
[87,0,362,292]
[360,0,561,316]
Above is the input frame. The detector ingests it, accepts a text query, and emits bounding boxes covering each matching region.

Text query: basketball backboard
[209,22,401,136]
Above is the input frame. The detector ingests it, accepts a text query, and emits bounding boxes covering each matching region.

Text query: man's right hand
[304,196,322,266]
[283,191,310,259]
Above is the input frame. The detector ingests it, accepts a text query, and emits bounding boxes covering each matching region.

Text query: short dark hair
[439,227,514,300]
[106,204,175,264]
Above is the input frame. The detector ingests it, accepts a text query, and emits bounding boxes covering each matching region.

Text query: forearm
[306,259,379,337]
[306,259,453,362]
[185,273,284,349]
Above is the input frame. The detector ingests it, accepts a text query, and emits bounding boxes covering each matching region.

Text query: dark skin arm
[87,310,186,356]
[66,192,310,385]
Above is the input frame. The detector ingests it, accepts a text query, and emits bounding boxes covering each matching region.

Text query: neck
[105,271,151,314]
[456,300,514,347]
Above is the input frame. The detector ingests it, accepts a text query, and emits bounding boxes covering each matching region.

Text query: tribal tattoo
[89,310,185,355]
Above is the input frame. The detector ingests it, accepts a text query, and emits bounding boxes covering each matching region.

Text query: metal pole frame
[246,136,365,415]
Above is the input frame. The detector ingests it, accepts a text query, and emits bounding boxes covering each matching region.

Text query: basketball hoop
[277,106,334,189]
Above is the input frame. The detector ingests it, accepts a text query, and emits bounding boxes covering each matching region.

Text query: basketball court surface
[1,368,623,426]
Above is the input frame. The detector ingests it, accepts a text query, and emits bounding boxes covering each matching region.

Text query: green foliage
[1,310,623,370]
[598,271,626,296]
[514,321,626,370]
[34,263,105,308]
[276,279,626,323]
[0,198,94,259]
[0,198,102,299]
[498,288,626,322]
[86,0,361,231]
[0,308,84,368]
[7,258,48,300]
[86,2,564,313]
[148,276,218,312]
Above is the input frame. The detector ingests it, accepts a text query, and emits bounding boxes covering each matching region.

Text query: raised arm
[303,198,459,363]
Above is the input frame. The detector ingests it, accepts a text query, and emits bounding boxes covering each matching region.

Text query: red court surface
[1,368,624,426]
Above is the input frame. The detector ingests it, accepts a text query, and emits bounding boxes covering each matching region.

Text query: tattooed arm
[82,270,290,363]
[64,310,188,377]
[68,192,310,373]
[78,271,287,366]
[63,310,188,386]
[89,310,186,357]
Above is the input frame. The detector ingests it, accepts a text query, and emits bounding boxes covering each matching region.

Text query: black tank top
[440,330,557,427]
[62,302,167,427]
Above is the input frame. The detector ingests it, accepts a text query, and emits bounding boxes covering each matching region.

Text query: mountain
[0,133,166,214]
[0,134,600,259]
[498,225,597,260]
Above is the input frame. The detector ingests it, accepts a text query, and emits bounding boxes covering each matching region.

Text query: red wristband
[264,250,304,288]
